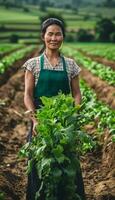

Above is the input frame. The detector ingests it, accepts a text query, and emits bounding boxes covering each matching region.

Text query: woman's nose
[51,34,57,40]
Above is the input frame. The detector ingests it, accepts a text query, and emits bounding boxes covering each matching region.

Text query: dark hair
[41,18,65,38]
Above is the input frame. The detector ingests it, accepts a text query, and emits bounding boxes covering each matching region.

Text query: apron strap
[61,56,67,72]
[40,54,44,70]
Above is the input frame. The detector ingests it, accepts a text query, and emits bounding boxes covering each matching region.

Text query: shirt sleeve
[71,59,81,79]
[22,58,37,76]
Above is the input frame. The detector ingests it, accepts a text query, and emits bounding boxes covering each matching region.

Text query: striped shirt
[22,52,81,86]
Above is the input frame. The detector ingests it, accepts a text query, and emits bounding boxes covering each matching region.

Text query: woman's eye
[56,32,62,36]
[48,33,53,36]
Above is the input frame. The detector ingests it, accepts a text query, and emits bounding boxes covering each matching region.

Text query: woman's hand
[32,117,38,136]
[25,109,38,136]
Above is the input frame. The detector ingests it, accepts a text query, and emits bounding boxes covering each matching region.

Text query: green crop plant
[63,46,115,86]
[0,46,35,74]
[19,93,95,200]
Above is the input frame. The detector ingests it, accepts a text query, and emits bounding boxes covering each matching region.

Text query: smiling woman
[23,18,86,200]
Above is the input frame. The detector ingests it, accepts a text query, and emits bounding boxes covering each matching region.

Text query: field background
[0,0,115,200]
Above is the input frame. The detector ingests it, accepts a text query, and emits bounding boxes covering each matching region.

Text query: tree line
[0,0,115,9]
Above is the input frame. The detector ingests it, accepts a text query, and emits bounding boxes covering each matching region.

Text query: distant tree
[71,0,83,10]
[103,0,115,7]
[23,7,30,12]
[32,0,38,5]
[14,0,22,7]
[106,0,113,4]
[76,29,94,42]
[95,13,102,19]
[95,18,115,42]
[65,33,75,42]
[64,3,70,9]
[39,0,48,11]
[110,32,115,42]
[83,14,90,21]
[10,34,19,43]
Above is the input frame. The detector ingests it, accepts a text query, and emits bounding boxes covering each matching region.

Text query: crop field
[0,2,115,199]
[0,41,115,200]
[67,43,115,61]
[66,20,96,29]
[0,4,115,44]
[0,7,38,22]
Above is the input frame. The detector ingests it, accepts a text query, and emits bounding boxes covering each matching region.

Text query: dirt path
[0,50,115,200]
[78,49,115,70]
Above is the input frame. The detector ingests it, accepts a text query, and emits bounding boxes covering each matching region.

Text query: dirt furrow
[78,49,115,70]
[80,67,115,109]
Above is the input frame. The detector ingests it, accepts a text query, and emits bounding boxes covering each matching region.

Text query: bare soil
[78,49,115,70]
[0,50,115,200]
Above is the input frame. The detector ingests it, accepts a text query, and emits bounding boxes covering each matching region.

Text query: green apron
[27,54,86,200]
[34,54,70,107]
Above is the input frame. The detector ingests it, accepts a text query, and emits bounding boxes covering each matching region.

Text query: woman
[23,18,86,200]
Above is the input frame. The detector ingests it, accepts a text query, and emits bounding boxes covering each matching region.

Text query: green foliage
[80,80,115,135]
[23,7,30,12]
[63,45,115,85]
[110,32,115,42]
[95,18,115,42]
[39,1,48,12]
[19,93,95,199]
[0,45,35,74]
[63,45,115,137]
[0,191,5,200]
[83,14,91,21]
[103,0,115,7]
[65,33,75,42]
[0,43,24,58]
[70,43,115,61]
[10,34,19,43]
[76,29,94,42]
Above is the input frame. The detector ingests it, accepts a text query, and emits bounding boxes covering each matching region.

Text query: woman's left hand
[32,118,38,136]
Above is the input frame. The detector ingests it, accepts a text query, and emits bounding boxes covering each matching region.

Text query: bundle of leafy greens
[19,93,95,200]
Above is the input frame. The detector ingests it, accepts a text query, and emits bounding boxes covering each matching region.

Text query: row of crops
[67,43,115,61]
[62,44,115,141]
[80,80,115,139]
[0,44,36,74]
[63,44,115,86]
[0,43,25,58]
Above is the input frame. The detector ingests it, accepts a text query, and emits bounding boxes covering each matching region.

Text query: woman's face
[43,24,64,50]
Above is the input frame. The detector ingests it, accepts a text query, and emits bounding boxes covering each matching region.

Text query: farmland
[0,2,115,200]
[0,5,115,43]
[0,41,115,199]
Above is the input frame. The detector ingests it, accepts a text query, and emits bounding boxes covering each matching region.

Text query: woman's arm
[71,75,82,105]
[24,70,35,111]
[24,70,38,135]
